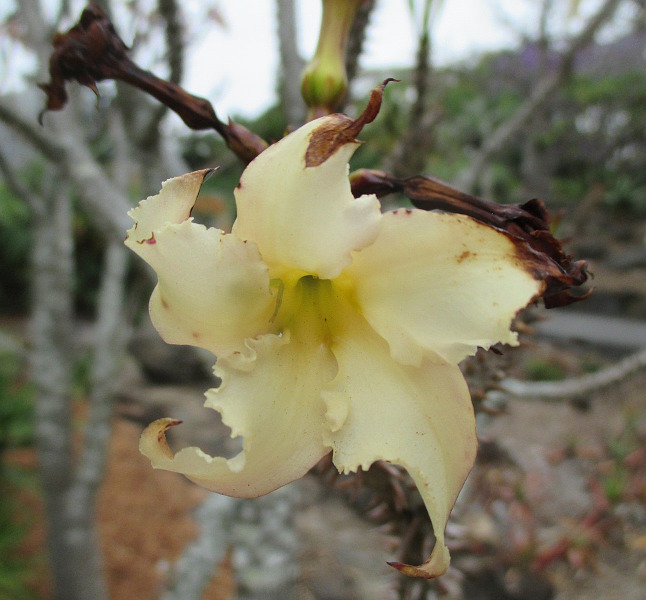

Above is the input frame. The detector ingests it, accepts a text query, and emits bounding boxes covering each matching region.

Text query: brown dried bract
[39,4,267,163]
[349,169,590,308]
[305,79,398,168]
[39,4,127,117]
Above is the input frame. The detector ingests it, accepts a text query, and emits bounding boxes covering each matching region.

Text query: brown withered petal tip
[305,79,398,168]
[38,4,268,164]
[38,3,216,130]
[387,561,437,579]
[38,4,129,121]
[349,169,589,308]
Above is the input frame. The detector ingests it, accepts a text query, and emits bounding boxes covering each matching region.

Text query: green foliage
[0,352,38,600]
[0,352,34,450]
[71,353,93,400]
[344,38,646,213]
[601,465,627,505]
[523,357,566,382]
[0,488,38,600]
[0,184,31,314]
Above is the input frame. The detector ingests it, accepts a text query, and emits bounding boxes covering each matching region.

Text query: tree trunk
[30,186,110,600]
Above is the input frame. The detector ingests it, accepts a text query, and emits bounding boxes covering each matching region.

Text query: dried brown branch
[39,4,268,164]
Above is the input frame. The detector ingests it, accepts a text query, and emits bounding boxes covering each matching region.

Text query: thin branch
[0,98,63,162]
[386,0,439,177]
[159,0,184,84]
[0,147,45,217]
[73,241,130,504]
[0,98,137,242]
[139,0,186,151]
[342,0,376,106]
[499,346,646,400]
[457,0,624,191]
[39,5,268,164]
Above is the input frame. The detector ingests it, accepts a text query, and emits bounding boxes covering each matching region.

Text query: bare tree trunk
[27,186,131,600]
[386,1,440,178]
[342,0,376,108]
[276,0,306,125]
[6,3,139,597]
[162,485,303,600]
[29,182,110,600]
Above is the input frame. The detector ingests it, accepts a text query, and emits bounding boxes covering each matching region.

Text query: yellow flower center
[273,274,345,345]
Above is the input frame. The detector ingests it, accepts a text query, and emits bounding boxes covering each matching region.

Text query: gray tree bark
[276,0,306,125]
[29,182,111,600]
[0,3,141,598]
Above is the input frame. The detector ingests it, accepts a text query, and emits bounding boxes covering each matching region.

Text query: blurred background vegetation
[0,1,645,599]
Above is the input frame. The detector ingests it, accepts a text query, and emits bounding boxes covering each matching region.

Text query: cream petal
[125,171,275,355]
[346,209,543,366]
[232,117,382,280]
[140,331,335,497]
[323,308,476,578]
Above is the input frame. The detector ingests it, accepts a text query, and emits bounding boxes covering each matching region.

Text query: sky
[181,0,609,119]
[0,0,627,120]
[182,0,531,118]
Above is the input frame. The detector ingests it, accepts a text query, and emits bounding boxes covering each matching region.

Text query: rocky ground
[5,210,646,599]
[10,326,644,600]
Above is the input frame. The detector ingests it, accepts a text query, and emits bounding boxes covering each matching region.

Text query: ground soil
[9,343,644,600]
[4,209,646,598]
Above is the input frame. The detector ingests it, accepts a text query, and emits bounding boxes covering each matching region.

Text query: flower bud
[301,0,363,117]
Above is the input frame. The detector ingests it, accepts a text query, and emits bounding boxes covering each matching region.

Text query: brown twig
[39,4,268,164]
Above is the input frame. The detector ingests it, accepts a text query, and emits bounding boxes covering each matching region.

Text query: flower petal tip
[139,417,183,462]
[126,169,215,245]
[305,79,397,168]
[386,542,450,579]
[386,561,445,579]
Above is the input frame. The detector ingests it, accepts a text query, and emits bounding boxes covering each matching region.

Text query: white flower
[125,115,542,578]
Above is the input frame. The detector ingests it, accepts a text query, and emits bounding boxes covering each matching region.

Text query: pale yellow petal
[323,307,476,578]
[125,171,275,355]
[346,209,543,366]
[140,331,335,497]
[126,169,212,243]
[232,117,381,280]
